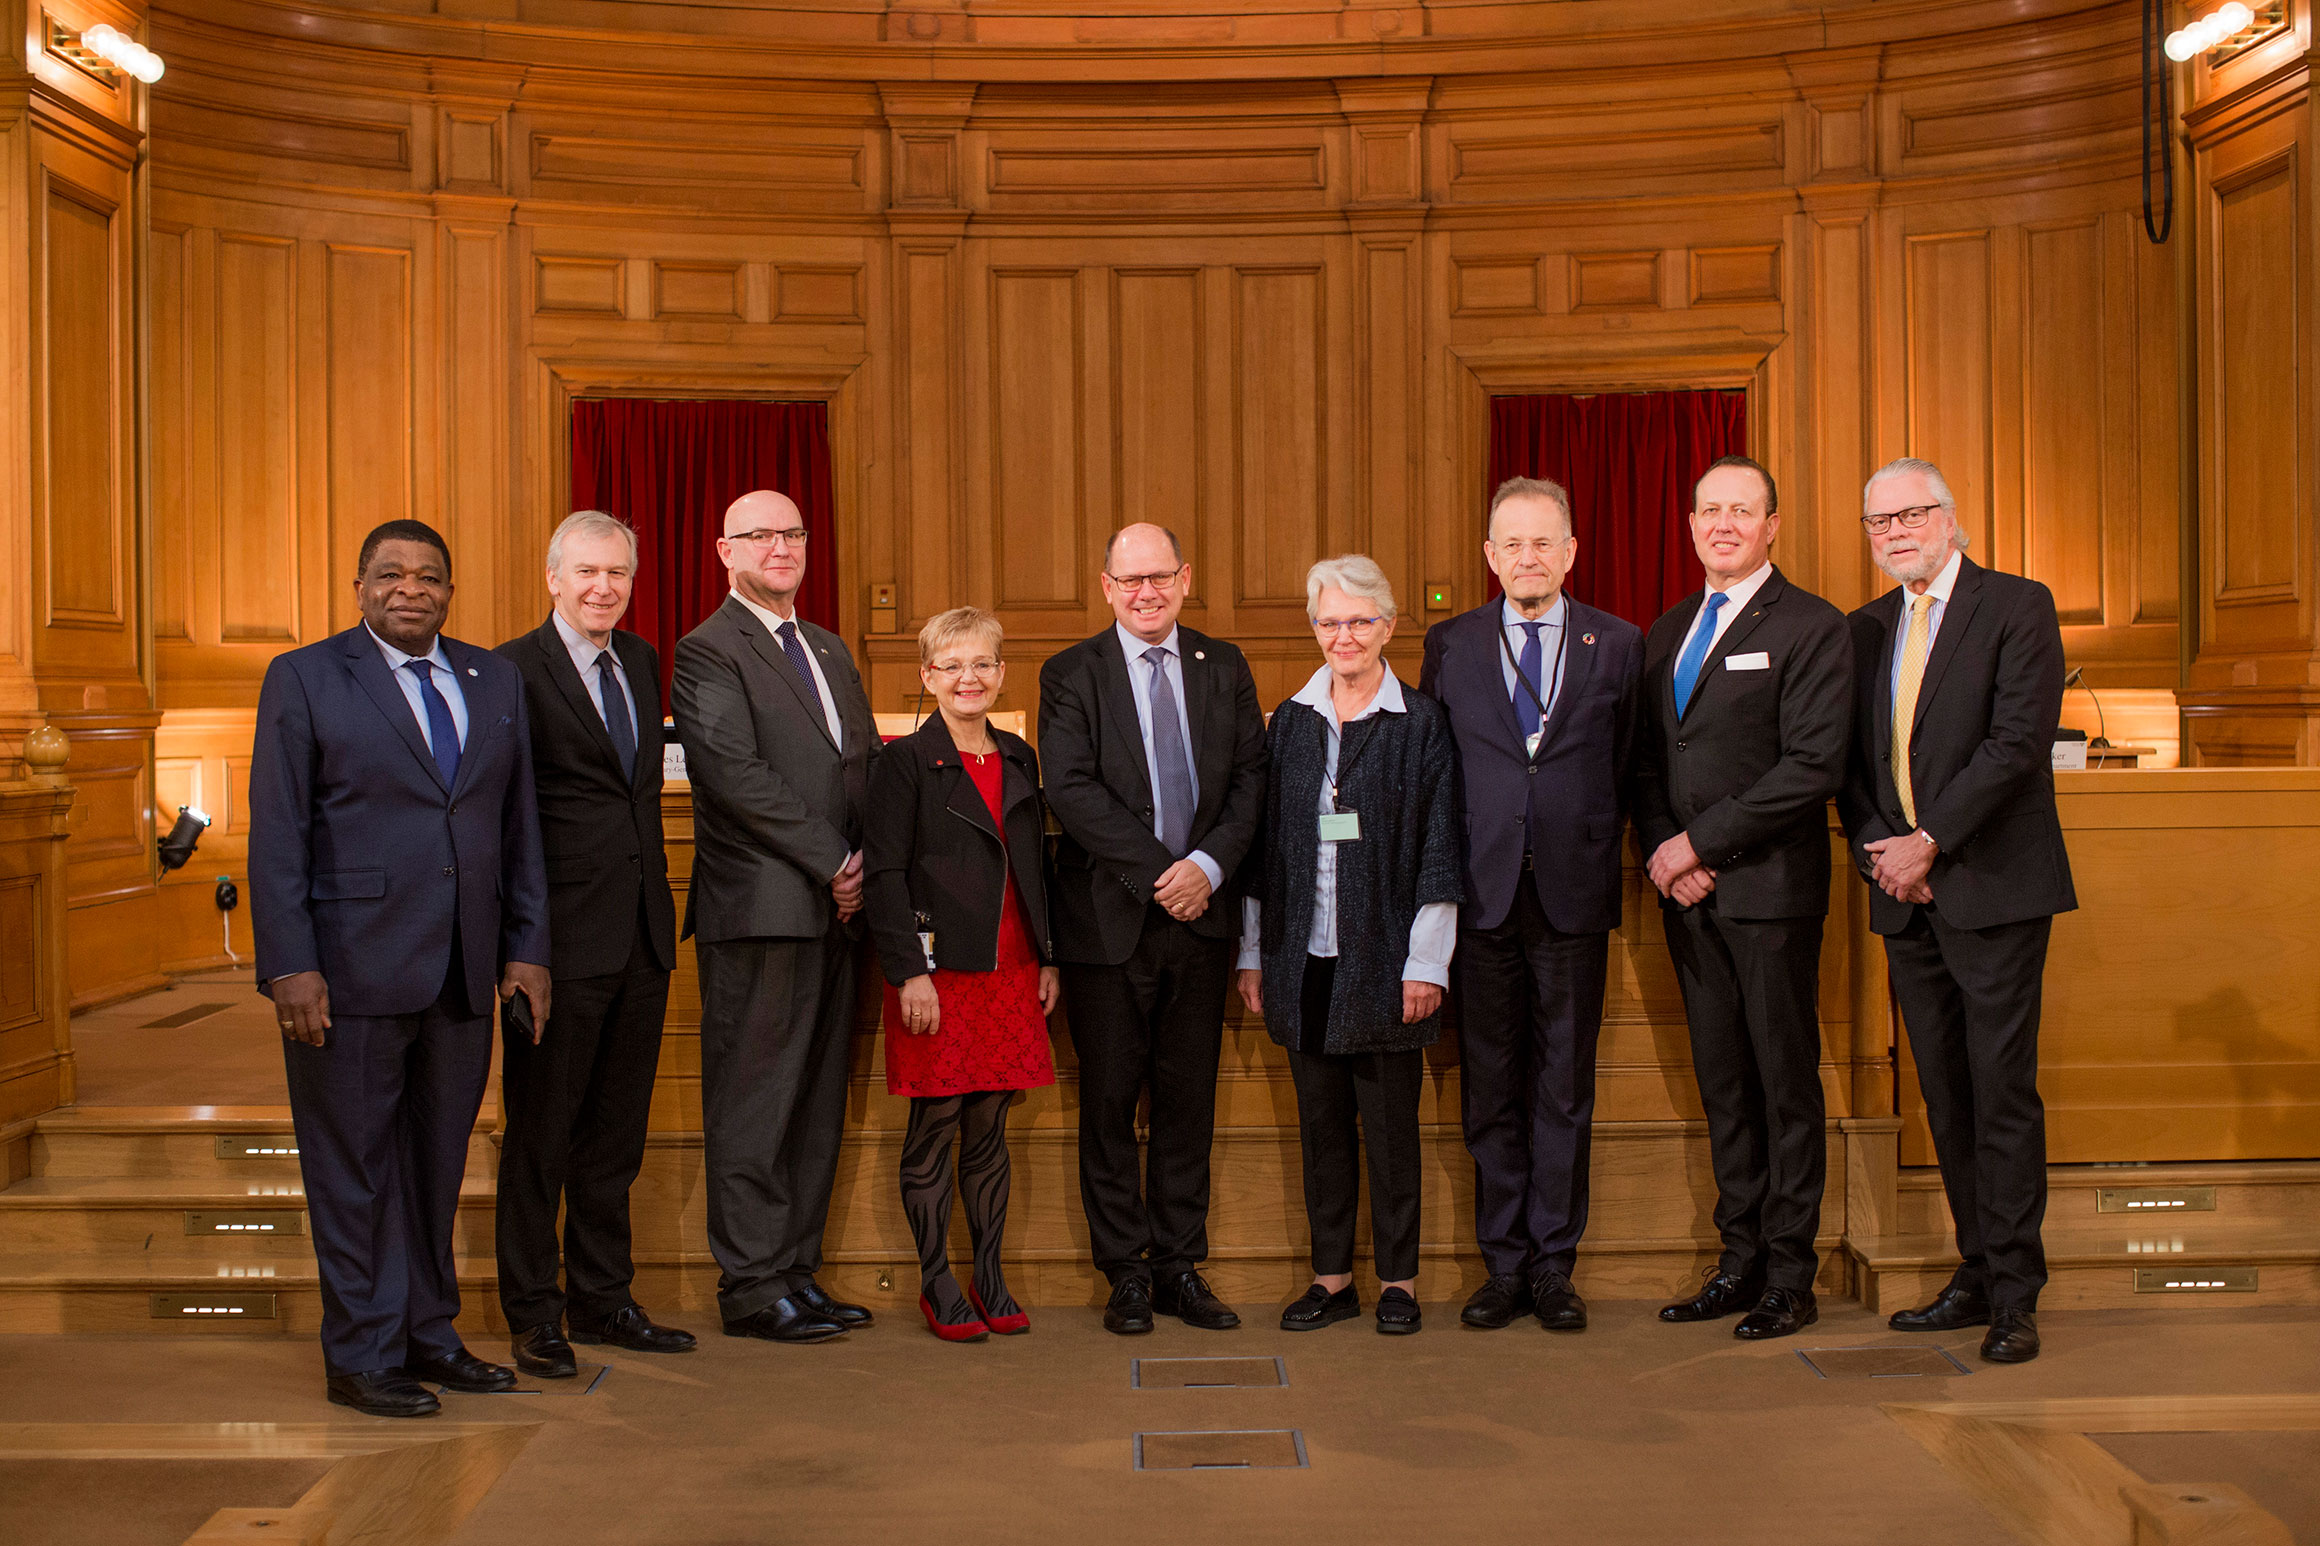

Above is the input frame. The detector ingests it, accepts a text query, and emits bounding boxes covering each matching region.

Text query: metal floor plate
[1131,1356,1288,1390]
[1798,1345,1972,1379]
[1134,1430,1308,1470]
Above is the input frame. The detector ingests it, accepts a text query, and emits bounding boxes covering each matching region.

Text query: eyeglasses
[1312,616,1385,638]
[725,527,809,549]
[927,659,1002,679]
[1492,537,1570,559]
[1105,570,1182,594]
[1861,505,1941,535]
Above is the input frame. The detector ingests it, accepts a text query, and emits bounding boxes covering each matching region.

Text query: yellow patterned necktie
[1891,593,1935,827]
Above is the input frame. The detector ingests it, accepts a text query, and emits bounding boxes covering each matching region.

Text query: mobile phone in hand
[503,990,538,1043]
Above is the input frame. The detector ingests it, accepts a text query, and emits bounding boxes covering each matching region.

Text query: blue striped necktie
[404,659,461,787]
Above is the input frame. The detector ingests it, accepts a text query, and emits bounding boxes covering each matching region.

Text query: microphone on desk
[2062,666,2113,749]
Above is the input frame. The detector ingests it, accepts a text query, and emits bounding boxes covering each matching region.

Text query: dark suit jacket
[1038,624,1268,967]
[1419,598,1644,935]
[672,595,877,944]
[249,624,550,1018]
[1835,555,2078,934]
[862,715,1052,986]
[496,617,676,980]
[1633,567,1854,921]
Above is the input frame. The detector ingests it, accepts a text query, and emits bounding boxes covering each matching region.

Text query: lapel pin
[1194,650,1205,660]
[466,667,479,676]
[1582,633,1595,645]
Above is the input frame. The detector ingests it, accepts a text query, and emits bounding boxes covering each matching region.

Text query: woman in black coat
[1236,556,1462,1336]
[863,606,1058,1342]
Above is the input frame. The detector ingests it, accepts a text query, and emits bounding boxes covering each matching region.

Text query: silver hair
[1487,475,1573,538]
[1864,458,1971,550]
[547,509,640,572]
[1305,553,1398,620]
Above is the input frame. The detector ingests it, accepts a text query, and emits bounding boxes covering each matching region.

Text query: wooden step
[1847,1221,2320,1313]
[0,1176,495,1257]
[1894,1161,2320,1235]
[28,1108,499,1181]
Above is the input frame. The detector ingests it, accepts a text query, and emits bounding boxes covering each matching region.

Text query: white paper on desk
[664,742,688,783]
[1725,651,1771,671]
[2051,740,2087,771]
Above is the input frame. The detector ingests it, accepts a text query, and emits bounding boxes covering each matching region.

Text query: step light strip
[150,1292,279,1319]
[2132,1267,2257,1293]
[2097,1186,2217,1214]
[216,1137,300,1159]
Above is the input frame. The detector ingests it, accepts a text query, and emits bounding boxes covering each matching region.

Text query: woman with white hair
[1236,555,1463,1335]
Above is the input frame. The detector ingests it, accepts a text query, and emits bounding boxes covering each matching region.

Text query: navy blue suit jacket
[1419,598,1644,935]
[249,624,551,1018]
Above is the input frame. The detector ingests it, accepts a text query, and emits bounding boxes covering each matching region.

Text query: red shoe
[968,1283,1030,1336]
[920,1295,989,1343]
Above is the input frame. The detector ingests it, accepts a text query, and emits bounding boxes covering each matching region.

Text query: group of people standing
[247,448,2073,1419]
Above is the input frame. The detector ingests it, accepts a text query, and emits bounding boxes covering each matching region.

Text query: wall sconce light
[2165,1,2255,59]
[158,805,210,872]
[78,22,166,83]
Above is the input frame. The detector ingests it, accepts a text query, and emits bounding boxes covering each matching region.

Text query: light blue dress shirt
[1115,621,1223,891]
[1497,593,1569,727]
[367,624,469,755]
[552,610,638,742]
[1888,548,1962,709]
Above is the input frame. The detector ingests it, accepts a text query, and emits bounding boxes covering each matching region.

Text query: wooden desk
[2086,744,2159,768]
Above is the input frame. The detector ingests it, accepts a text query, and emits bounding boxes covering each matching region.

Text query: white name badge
[1725,651,1771,671]
[1318,810,1362,843]
[1525,729,1545,758]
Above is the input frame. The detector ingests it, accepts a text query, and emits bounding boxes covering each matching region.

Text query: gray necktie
[1144,645,1196,858]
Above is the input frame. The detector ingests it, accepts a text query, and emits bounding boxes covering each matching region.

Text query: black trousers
[696,925,859,1320]
[1884,906,2052,1311]
[1663,903,1827,1291]
[1455,882,1610,1280]
[1286,956,1424,1283]
[283,969,490,1377]
[495,918,669,1330]
[1062,907,1233,1282]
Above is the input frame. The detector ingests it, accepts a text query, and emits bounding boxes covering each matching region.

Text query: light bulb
[131,52,164,83]
[2187,16,2222,45]
[2165,28,2199,57]
[2217,1,2254,30]
[82,23,120,54]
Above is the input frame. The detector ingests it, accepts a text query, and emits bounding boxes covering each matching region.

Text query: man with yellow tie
[1837,457,2076,1365]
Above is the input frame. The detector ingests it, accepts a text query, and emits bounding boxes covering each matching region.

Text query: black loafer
[1532,1271,1588,1332]
[1103,1276,1154,1336]
[1374,1287,1422,1336]
[1660,1268,1765,1323]
[403,1346,517,1393]
[326,1369,440,1418]
[510,1321,577,1378]
[794,1280,874,1328]
[1980,1307,2040,1364]
[722,1294,846,1344]
[570,1303,697,1353]
[1889,1284,1991,1332]
[1734,1286,1818,1341]
[1460,1274,1531,1329]
[1280,1282,1361,1331]
[1153,1270,1241,1331]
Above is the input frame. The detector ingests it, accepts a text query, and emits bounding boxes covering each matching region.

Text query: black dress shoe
[1280,1282,1361,1331]
[794,1280,874,1328]
[1460,1274,1532,1329]
[510,1322,577,1379]
[403,1347,517,1393]
[723,1294,846,1344]
[1888,1284,1992,1332]
[1103,1276,1154,1336]
[1532,1271,1588,1332]
[325,1369,440,1418]
[1374,1287,1422,1336]
[1659,1268,1765,1323]
[1980,1307,2040,1364]
[1153,1270,1241,1331]
[569,1303,698,1353]
[1734,1286,1819,1341]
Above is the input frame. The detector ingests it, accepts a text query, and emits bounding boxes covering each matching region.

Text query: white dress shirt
[1496,593,1570,730]
[1114,621,1223,892]
[367,624,468,754]
[1888,547,1965,706]
[552,609,638,742]
[1672,559,1776,667]
[732,589,844,751]
[1237,664,1458,988]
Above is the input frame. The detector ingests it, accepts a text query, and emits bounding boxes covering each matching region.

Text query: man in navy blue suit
[1420,476,1643,1334]
[250,519,552,1418]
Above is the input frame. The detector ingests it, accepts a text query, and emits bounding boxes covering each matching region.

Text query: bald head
[717,488,810,612]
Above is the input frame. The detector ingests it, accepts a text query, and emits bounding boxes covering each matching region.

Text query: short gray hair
[1306,554,1397,620]
[1487,475,1574,538]
[547,509,640,572]
[1864,458,1971,550]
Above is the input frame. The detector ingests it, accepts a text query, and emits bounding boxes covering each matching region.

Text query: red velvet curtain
[568,397,837,702]
[1486,390,1748,627]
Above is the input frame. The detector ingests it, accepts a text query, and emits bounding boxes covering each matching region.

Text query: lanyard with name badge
[1318,708,1379,844]
[1498,612,1569,758]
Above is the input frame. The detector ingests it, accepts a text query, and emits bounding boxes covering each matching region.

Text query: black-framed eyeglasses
[1861,505,1941,535]
[726,527,809,549]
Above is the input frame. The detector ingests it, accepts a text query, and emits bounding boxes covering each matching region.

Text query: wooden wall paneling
[2129,210,2183,634]
[1231,263,1329,624]
[440,212,515,646]
[1352,214,1425,612]
[1110,264,1208,617]
[0,774,76,1127]
[2022,218,2107,626]
[1901,227,1996,561]
[213,233,299,647]
[2211,157,2301,613]
[894,226,967,636]
[1804,209,1876,612]
[148,221,191,649]
[983,264,1087,624]
[326,241,417,628]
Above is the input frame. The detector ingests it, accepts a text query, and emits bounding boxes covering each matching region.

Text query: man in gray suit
[674,489,879,1343]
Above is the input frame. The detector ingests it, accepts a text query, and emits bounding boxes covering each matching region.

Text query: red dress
[881,750,1058,1098]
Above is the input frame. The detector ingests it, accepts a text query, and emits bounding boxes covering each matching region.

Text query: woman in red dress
[863,606,1058,1341]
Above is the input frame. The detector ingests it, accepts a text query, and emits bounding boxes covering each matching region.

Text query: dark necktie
[1672,590,1728,717]
[596,650,636,782]
[403,659,461,788]
[1143,645,1196,858]
[1516,620,1547,721]
[775,620,832,732]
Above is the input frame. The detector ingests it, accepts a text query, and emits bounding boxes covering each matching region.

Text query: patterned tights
[900,1091,1018,1326]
